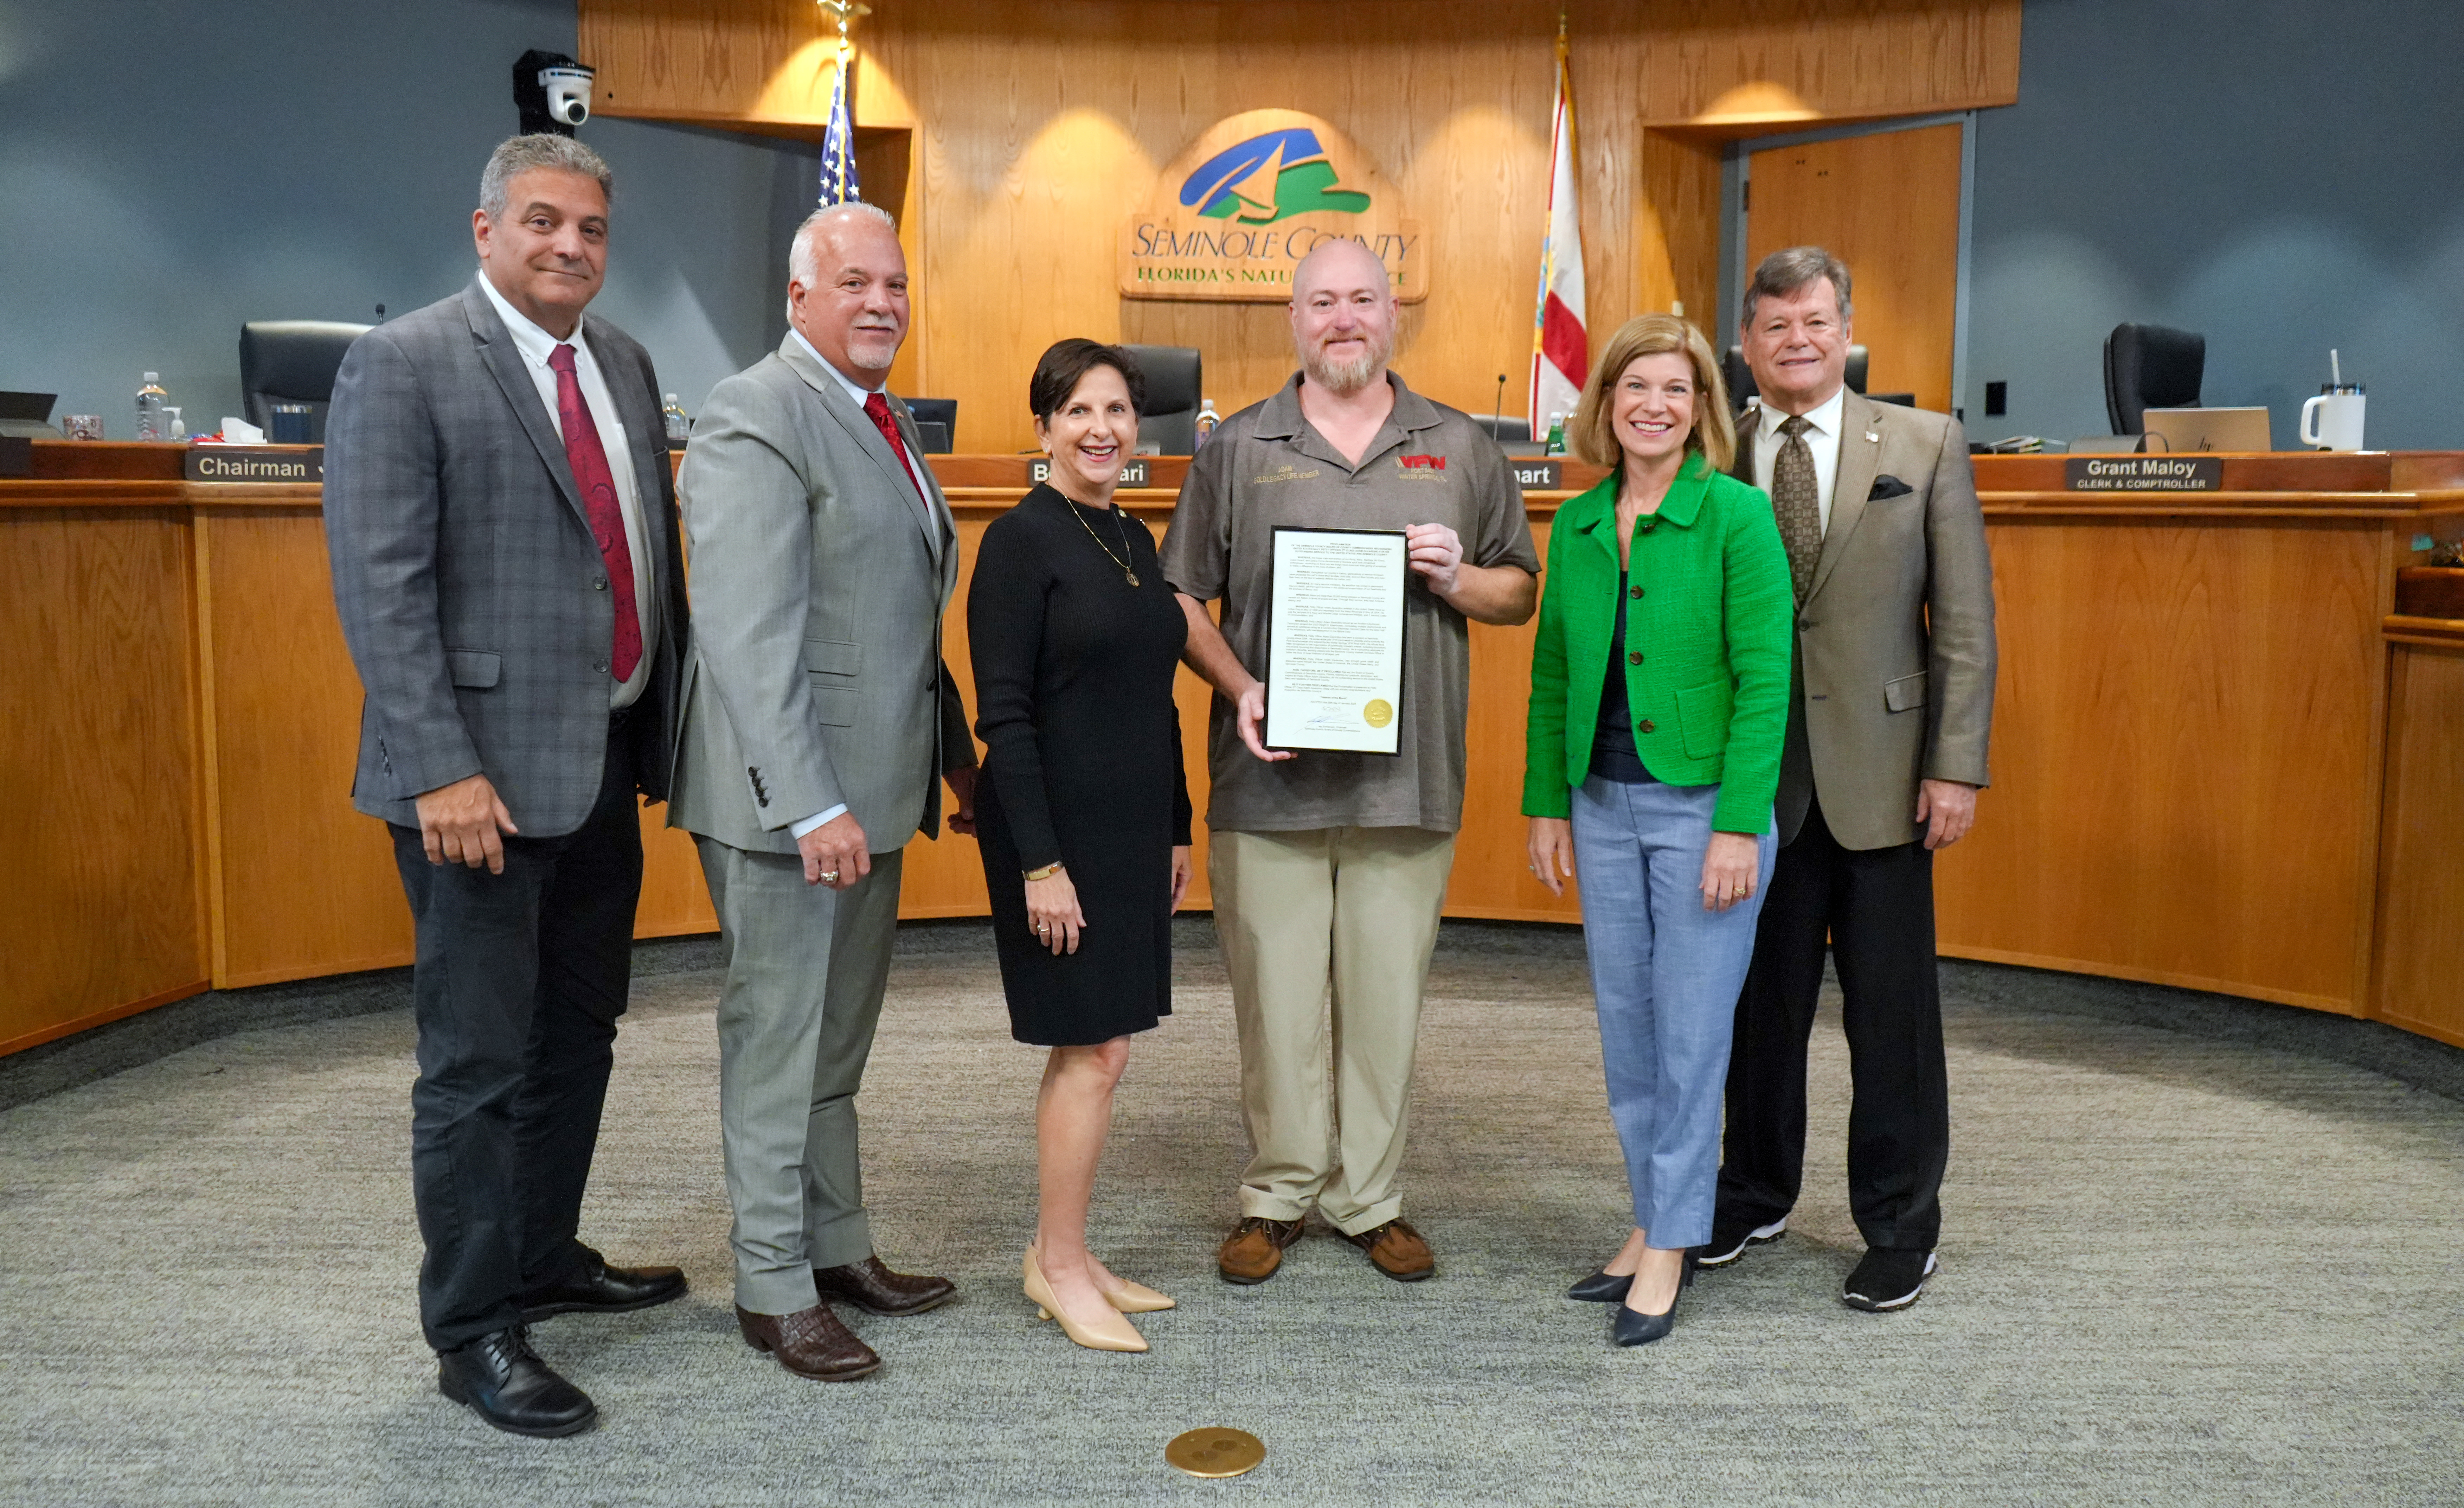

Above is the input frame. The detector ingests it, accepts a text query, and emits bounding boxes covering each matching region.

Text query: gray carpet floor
[3,924,2459,1507]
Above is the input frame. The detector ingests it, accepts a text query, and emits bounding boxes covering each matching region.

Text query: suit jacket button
[1629,585,1643,599]
[593,576,609,591]
[595,659,610,674]
[1627,651,1643,665]
[1638,718,1655,734]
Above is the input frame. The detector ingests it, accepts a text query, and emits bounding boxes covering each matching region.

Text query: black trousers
[1716,794,1949,1252]
[390,723,642,1352]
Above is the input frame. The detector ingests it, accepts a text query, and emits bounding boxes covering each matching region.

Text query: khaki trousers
[1209,826,1455,1235]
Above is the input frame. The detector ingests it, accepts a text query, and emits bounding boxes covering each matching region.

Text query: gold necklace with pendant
[1064,491,1140,587]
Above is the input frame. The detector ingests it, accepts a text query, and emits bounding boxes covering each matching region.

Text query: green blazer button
[1628,651,1643,665]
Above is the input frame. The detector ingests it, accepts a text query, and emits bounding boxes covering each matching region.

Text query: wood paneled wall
[582,0,2020,453]
[2373,621,2464,1047]
[1,508,210,1054]
[1934,514,2394,1012]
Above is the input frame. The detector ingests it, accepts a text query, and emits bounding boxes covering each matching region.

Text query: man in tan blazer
[1705,247,1997,1312]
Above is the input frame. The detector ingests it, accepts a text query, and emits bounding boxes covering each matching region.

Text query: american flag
[819,51,861,204]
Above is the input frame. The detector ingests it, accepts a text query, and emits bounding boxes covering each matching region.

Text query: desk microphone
[1491,374,1508,440]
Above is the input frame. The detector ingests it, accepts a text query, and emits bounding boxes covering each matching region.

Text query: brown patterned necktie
[1771,413,1822,602]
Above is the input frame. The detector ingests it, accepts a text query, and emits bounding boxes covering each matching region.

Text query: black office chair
[2103,323,2203,434]
[1473,415,1532,443]
[240,320,371,441]
[1724,344,1868,411]
[1121,344,1201,454]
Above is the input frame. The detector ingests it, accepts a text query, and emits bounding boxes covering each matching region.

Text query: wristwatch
[1023,862,1065,882]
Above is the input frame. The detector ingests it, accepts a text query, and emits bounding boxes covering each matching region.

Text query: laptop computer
[2141,406,2272,453]
[0,392,60,439]
[905,398,956,454]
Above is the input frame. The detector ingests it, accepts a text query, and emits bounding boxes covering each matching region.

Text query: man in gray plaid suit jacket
[325,135,691,1438]
[669,201,977,1383]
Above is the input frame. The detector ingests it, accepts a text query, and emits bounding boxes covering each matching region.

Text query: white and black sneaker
[1841,1248,1938,1311]
[1696,1216,1788,1269]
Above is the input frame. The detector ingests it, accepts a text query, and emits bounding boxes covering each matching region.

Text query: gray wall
[1965,0,2464,449]
[0,0,817,435]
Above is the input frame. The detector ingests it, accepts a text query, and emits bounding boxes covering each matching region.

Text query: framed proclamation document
[1263,526,1409,755]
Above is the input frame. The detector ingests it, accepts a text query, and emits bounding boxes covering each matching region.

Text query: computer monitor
[906,398,957,453]
[0,391,59,439]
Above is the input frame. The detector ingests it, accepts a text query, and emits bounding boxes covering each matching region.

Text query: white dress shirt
[477,272,657,710]
[1749,384,1849,537]
[782,327,932,840]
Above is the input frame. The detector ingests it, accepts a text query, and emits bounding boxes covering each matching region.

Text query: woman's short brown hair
[1567,314,1735,474]
[1029,338,1146,423]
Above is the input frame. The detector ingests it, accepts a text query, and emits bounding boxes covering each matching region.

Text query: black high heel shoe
[1566,1269,1632,1303]
[1609,1249,1700,1347]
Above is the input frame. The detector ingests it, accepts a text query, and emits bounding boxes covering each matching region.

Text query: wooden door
[1747,123,1962,415]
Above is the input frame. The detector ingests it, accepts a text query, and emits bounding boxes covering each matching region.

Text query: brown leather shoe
[814,1254,956,1316]
[1343,1218,1435,1282]
[736,1303,881,1381]
[1217,1216,1305,1285]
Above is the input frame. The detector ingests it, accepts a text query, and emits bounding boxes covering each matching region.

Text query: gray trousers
[696,838,904,1315]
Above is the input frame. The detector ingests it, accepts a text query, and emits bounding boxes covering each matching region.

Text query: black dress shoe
[1611,1286,1682,1347]
[1697,1215,1788,1269]
[437,1327,596,1437]
[1566,1269,1633,1303]
[1609,1251,1696,1346]
[1841,1248,1938,1312]
[813,1254,956,1316]
[519,1253,689,1322]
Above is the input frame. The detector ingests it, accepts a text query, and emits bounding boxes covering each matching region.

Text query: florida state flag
[1529,27,1587,435]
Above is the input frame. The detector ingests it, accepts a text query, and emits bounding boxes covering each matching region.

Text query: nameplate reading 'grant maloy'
[185,445,323,483]
[1032,458,1148,487]
[2062,455,2222,491]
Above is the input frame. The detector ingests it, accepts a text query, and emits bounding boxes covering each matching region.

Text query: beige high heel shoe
[1024,1246,1148,1353]
[1098,1274,1175,1314]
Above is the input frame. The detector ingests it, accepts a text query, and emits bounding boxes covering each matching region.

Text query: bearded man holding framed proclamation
[1159,238,1540,1286]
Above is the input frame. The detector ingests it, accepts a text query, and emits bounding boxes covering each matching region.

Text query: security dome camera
[540,66,594,128]
[512,49,595,137]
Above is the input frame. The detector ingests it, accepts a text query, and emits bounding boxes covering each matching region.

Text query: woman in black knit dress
[968,340,1193,1353]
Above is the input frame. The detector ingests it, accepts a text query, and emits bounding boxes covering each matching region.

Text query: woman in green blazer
[1521,314,1793,1345]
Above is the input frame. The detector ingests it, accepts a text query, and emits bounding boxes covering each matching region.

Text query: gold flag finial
[818,0,871,51]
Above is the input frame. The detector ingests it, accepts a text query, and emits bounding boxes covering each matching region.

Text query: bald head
[787,200,909,384]
[1291,237,1390,304]
[1289,237,1397,396]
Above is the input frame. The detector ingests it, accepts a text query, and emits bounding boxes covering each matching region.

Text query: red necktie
[862,391,921,498]
[548,344,641,683]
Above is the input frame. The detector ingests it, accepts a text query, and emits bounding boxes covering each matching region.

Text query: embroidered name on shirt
[1400,454,1446,469]
[1250,464,1323,485]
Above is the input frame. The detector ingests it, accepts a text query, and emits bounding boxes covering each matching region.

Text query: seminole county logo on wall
[1119,110,1426,303]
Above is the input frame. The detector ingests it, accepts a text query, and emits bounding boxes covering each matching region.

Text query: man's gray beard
[1302,343,1384,395]
[846,334,899,372]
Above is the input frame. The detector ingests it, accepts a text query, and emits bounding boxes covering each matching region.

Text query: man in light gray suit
[670,200,977,1382]
[1706,247,1997,1314]
[325,134,691,1438]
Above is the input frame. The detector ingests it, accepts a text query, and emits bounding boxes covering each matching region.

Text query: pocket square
[1868,474,1916,501]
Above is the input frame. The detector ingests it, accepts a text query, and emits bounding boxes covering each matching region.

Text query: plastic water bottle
[661,393,690,446]
[1194,398,1221,447]
[1544,411,1567,456]
[135,373,169,442]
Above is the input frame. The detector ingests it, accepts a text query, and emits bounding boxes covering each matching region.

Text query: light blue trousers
[1571,774,1775,1250]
